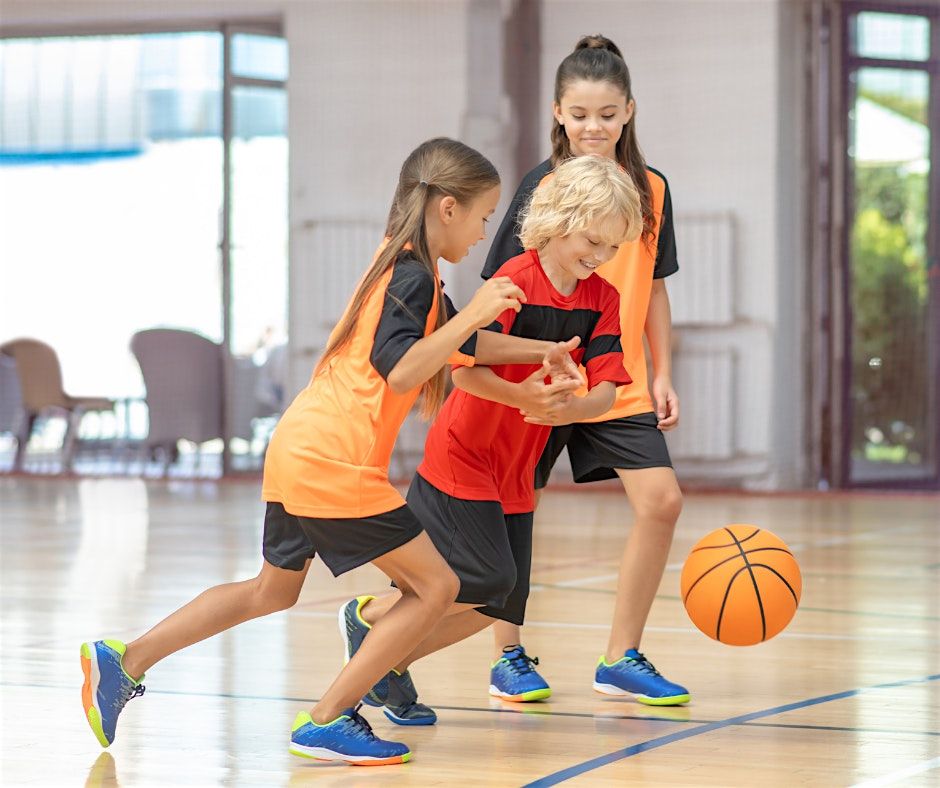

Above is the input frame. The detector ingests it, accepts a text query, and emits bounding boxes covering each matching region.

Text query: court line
[5,680,938,741]
[523,673,940,787]
[849,756,940,787]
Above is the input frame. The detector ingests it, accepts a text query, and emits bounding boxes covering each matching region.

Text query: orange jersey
[482,161,678,421]
[262,251,473,519]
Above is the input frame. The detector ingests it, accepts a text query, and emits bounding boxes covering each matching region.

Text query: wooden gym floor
[1,476,938,786]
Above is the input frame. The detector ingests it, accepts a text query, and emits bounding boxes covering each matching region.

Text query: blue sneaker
[382,669,437,726]
[80,639,146,747]
[289,704,411,766]
[489,645,552,702]
[338,596,386,707]
[593,649,690,705]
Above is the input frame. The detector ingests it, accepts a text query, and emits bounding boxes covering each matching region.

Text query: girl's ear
[552,101,564,126]
[624,98,636,125]
[437,194,458,224]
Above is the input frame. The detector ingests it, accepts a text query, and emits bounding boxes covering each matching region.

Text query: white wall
[283,0,514,391]
[1,0,809,488]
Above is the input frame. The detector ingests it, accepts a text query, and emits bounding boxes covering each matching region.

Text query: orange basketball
[681,524,801,646]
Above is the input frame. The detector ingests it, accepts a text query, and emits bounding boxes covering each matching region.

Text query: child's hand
[543,337,583,384]
[520,396,578,427]
[465,277,526,328]
[515,362,581,419]
[652,377,679,431]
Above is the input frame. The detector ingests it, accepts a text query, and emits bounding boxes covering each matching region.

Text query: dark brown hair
[316,137,499,416]
[551,34,654,245]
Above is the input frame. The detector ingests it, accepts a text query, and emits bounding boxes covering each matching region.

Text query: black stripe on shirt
[508,303,600,345]
[582,333,624,365]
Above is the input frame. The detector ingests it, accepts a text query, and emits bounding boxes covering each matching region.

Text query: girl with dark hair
[478,35,690,707]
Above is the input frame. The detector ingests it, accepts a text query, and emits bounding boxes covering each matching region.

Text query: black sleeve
[651,170,679,279]
[370,259,436,380]
[441,291,479,357]
[481,160,553,280]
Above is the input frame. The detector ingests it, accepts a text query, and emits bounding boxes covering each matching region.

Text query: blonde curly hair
[519,156,642,251]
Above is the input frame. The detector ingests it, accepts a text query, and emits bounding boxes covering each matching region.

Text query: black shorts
[534,412,673,489]
[262,501,424,576]
[406,473,533,625]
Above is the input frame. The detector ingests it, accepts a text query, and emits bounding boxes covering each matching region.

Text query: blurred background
[0,0,936,492]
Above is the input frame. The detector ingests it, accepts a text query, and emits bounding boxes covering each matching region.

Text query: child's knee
[438,569,461,607]
[253,575,301,614]
[413,568,459,612]
[635,484,682,526]
[659,486,683,523]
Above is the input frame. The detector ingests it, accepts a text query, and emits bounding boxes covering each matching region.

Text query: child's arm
[645,279,679,431]
[452,362,581,420]
[520,381,616,426]
[387,277,525,394]
[473,333,582,379]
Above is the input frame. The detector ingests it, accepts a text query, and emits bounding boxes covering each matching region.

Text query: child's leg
[393,608,493,671]
[490,489,542,658]
[358,590,472,626]
[311,531,459,723]
[606,466,682,661]
[122,559,310,678]
[491,620,522,660]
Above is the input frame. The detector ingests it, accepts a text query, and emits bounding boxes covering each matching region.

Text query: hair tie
[419,180,429,188]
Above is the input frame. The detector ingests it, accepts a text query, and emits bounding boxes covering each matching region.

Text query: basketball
[681,524,801,646]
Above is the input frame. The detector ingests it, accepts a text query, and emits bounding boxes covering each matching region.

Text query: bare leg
[359,592,490,672]
[491,620,522,660]
[393,609,493,672]
[311,532,459,723]
[605,467,682,662]
[359,590,472,626]
[122,559,310,679]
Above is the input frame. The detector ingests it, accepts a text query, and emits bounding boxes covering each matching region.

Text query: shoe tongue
[625,649,643,660]
[338,706,359,719]
[503,644,525,657]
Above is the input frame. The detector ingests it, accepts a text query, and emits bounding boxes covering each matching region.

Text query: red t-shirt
[417,250,631,514]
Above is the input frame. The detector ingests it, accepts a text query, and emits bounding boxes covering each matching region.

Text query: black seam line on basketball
[523,673,940,788]
[689,527,762,552]
[750,563,800,605]
[682,547,792,604]
[726,526,767,642]
[715,565,749,641]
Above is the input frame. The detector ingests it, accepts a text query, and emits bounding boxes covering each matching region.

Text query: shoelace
[505,649,540,676]
[627,652,662,676]
[346,704,378,741]
[113,683,145,713]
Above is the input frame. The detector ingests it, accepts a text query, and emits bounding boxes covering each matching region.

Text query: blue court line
[523,673,940,787]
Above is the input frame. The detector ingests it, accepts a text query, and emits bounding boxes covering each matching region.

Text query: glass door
[844,8,939,488]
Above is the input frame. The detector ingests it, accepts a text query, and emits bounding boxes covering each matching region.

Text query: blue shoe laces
[502,646,540,676]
